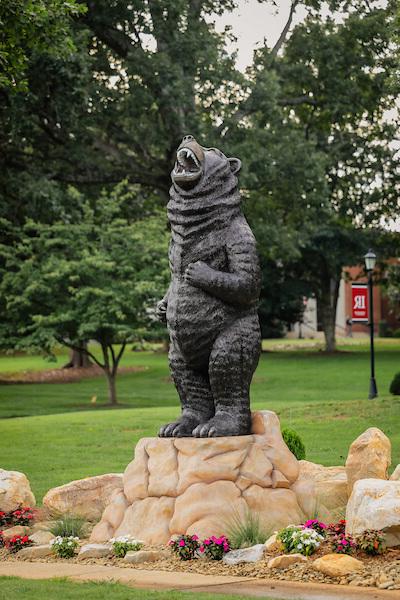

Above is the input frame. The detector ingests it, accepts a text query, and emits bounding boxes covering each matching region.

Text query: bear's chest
[170,229,229,277]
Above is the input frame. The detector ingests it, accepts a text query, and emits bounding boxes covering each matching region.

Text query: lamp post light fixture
[364,249,378,399]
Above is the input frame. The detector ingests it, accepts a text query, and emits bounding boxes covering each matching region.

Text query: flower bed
[0,507,34,528]
[0,516,399,591]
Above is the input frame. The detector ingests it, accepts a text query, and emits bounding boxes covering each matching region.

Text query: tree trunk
[319,276,341,353]
[63,342,92,369]
[106,371,117,405]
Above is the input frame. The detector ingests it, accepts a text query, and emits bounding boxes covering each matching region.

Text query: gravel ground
[1,542,400,590]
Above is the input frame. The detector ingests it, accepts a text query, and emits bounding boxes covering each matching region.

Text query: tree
[244,1,400,350]
[0,0,85,92]
[1,0,398,355]
[0,189,169,404]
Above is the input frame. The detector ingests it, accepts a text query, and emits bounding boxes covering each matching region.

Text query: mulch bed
[1,543,400,590]
[0,365,147,384]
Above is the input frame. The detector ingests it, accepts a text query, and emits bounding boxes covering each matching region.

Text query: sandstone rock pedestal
[91,411,306,544]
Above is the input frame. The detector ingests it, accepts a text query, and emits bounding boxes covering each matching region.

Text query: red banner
[351,283,369,322]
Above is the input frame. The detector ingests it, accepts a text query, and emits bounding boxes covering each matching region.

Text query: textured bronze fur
[157,137,261,437]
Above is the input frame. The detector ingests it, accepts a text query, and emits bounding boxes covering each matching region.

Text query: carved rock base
[91,411,305,544]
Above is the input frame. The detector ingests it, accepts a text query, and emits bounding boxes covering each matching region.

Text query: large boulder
[91,411,305,545]
[346,478,400,547]
[0,469,35,512]
[345,428,391,494]
[291,460,348,522]
[43,473,123,521]
[313,554,364,578]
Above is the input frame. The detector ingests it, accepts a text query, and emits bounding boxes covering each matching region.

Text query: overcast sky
[216,0,312,70]
[216,0,386,71]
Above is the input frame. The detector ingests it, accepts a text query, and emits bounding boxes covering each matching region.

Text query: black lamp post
[364,249,378,399]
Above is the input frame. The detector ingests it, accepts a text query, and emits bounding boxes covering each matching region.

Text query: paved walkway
[0,562,398,600]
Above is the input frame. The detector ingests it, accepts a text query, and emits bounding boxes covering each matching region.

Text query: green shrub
[111,536,143,558]
[282,428,306,460]
[49,514,85,538]
[356,529,386,555]
[378,320,392,337]
[393,329,400,339]
[201,535,231,560]
[168,534,200,560]
[389,372,400,395]
[277,525,324,557]
[50,536,79,558]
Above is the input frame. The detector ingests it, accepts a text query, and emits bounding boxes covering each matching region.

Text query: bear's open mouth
[173,147,202,183]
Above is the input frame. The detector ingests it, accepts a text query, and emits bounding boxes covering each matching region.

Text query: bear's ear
[228,157,241,175]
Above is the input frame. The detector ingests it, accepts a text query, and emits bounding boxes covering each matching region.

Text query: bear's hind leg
[159,341,214,437]
[193,314,260,437]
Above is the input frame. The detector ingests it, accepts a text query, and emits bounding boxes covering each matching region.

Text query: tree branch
[270,0,299,61]
[278,95,317,107]
[55,336,105,369]
[112,341,127,376]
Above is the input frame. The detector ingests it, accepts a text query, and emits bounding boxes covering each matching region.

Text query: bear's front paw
[185,260,211,287]
[156,299,167,323]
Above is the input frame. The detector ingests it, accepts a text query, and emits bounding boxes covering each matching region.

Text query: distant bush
[393,329,400,339]
[379,320,392,337]
[282,428,306,460]
[389,372,400,395]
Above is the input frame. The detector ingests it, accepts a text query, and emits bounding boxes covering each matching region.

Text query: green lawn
[0,339,399,501]
[0,577,281,600]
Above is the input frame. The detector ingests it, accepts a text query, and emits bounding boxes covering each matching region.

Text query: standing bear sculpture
[157,135,261,438]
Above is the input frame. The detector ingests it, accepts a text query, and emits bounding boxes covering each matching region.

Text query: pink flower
[204,539,210,545]
[341,539,348,546]
[179,539,185,547]
[223,543,229,552]
[199,546,205,553]
[191,535,198,541]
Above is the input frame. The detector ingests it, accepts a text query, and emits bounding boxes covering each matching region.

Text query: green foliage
[282,428,306,460]
[201,536,230,560]
[50,535,79,558]
[276,525,301,554]
[0,192,169,403]
[49,514,85,538]
[226,510,269,549]
[389,372,400,395]
[111,537,143,558]
[168,535,200,561]
[356,529,386,556]
[277,525,324,556]
[1,0,398,351]
[0,0,86,91]
[379,321,392,338]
